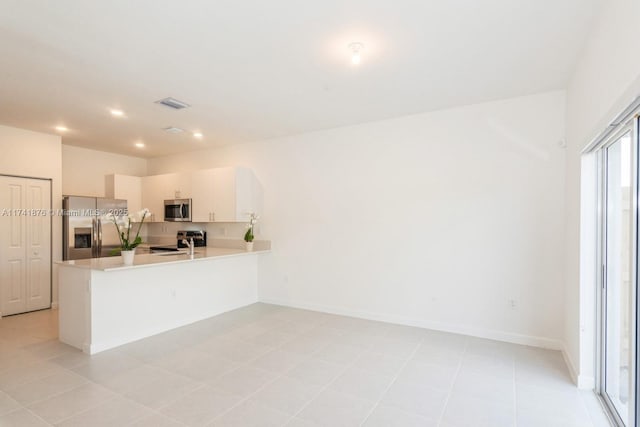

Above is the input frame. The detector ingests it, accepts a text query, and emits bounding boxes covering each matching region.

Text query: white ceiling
[0,0,601,158]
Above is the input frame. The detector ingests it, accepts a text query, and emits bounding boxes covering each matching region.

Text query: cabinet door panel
[191,169,215,222]
[106,174,142,215]
[141,175,166,222]
[191,167,261,223]
[210,168,236,222]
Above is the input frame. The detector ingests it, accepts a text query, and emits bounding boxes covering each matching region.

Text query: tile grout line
[27,346,207,425]
[280,323,399,426]
[47,394,121,426]
[283,340,369,425]
[434,337,469,427]
[577,390,608,427]
[38,352,163,426]
[3,367,117,424]
[50,313,304,426]
[513,353,518,427]
[117,321,289,418]
[357,336,425,426]
[197,317,335,425]
[151,346,290,424]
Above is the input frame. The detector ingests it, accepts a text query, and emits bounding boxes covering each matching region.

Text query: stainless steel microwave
[164,198,192,222]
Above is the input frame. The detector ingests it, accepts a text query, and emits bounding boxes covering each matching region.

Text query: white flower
[246,212,260,225]
[131,208,150,222]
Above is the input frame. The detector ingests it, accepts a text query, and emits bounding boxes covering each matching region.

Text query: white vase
[245,241,254,252]
[121,249,136,265]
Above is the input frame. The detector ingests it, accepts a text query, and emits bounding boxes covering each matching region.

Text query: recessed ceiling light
[54,125,68,132]
[348,42,364,65]
[193,132,203,139]
[134,142,145,148]
[110,109,125,117]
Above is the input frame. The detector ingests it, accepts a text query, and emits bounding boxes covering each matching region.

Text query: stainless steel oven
[164,198,192,222]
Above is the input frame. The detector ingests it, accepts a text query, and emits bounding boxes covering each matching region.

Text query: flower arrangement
[244,212,259,242]
[104,208,149,253]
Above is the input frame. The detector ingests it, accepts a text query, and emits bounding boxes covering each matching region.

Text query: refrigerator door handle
[98,219,103,256]
[91,218,97,258]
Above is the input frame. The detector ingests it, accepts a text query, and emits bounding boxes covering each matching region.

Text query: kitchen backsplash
[143,222,264,247]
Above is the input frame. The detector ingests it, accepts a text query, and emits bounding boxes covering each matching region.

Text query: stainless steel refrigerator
[62,196,127,260]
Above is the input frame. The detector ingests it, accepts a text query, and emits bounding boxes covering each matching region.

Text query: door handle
[98,219,103,255]
[92,218,97,257]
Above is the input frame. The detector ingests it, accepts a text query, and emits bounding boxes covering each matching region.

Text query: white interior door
[0,176,51,316]
[25,179,51,311]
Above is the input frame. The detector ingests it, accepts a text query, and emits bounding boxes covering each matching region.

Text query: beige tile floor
[0,304,611,426]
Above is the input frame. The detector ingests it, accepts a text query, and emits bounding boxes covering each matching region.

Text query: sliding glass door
[600,124,637,426]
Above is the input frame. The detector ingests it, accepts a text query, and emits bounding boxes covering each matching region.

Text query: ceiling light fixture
[110,109,124,117]
[155,97,190,110]
[163,126,185,134]
[54,125,68,132]
[348,42,364,65]
[193,132,203,139]
[134,142,145,148]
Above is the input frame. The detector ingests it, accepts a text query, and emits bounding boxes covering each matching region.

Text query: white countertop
[56,247,269,271]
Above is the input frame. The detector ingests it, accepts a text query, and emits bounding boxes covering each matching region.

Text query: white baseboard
[561,343,595,390]
[562,346,596,390]
[562,343,579,385]
[259,297,564,350]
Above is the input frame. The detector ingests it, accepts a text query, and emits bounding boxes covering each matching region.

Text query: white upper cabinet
[141,173,190,222]
[139,167,261,223]
[141,175,165,223]
[105,174,142,215]
[191,167,262,222]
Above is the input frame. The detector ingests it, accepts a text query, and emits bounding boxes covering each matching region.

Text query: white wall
[0,124,63,306]
[62,145,147,197]
[149,91,567,347]
[565,0,640,387]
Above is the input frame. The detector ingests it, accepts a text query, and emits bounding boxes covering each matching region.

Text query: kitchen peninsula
[57,247,268,354]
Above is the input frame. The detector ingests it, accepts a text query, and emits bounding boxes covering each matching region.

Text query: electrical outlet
[508,299,517,309]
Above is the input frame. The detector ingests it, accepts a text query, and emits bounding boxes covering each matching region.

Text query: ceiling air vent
[163,126,185,134]
[155,97,190,110]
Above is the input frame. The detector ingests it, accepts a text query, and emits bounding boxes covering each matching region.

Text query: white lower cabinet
[0,176,51,316]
